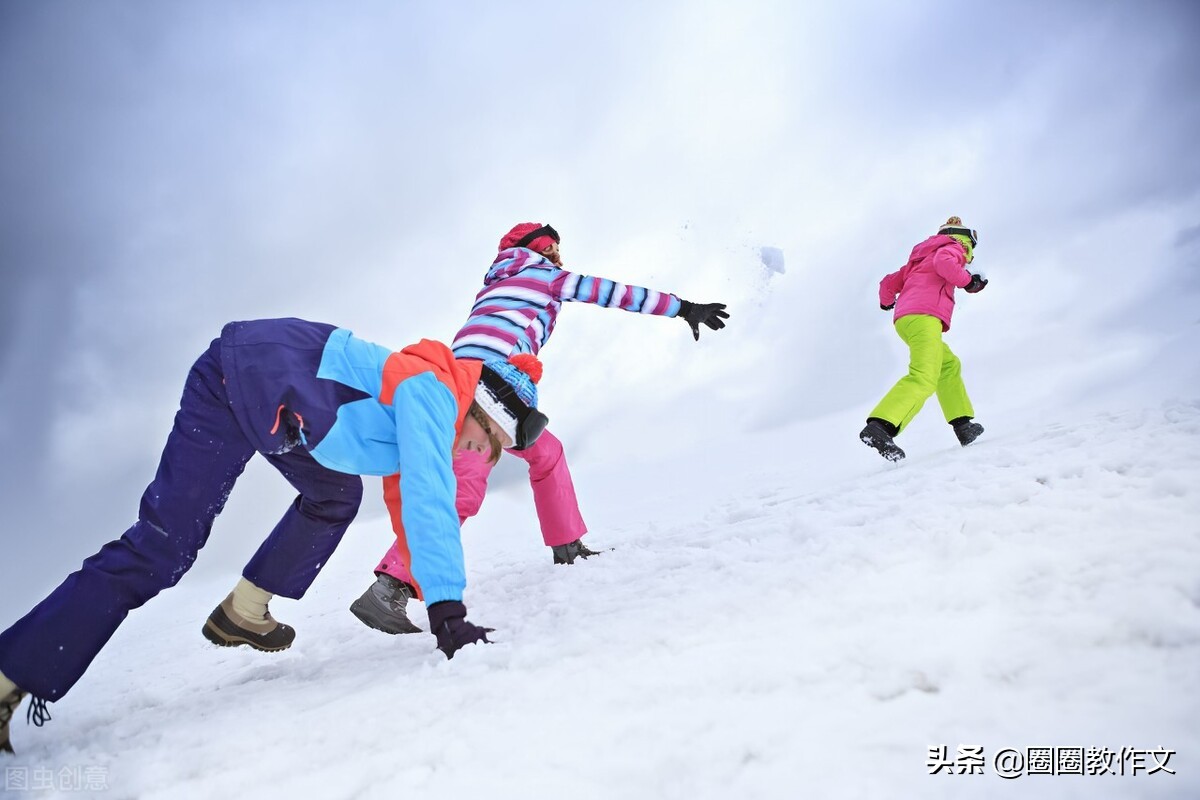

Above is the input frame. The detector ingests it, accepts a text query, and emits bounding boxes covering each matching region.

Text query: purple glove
[427,601,493,660]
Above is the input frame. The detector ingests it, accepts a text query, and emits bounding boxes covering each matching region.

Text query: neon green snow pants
[869,314,974,434]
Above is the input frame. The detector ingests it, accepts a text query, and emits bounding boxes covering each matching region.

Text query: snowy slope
[4,400,1198,800]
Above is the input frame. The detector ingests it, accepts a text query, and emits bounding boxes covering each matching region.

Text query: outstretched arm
[550,268,683,316]
[549,268,729,340]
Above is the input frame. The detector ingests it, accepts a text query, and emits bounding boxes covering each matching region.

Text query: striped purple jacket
[451,247,683,361]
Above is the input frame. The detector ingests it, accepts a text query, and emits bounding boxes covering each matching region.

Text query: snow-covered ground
[4,395,1197,799]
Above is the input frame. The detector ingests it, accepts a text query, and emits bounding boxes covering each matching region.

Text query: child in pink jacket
[860,216,988,462]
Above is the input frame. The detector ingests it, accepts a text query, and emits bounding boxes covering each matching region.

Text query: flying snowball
[759,246,785,275]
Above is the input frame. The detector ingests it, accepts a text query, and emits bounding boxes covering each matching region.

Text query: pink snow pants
[374,428,586,585]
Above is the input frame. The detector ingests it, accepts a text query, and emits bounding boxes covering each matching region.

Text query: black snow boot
[859,418,905,462]
[552,538,601,565]
[349,574,423,634]
[950,417,985,447]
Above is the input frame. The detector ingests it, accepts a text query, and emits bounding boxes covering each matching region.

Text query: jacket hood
[379,338,483,421]
[908,234,962,263]
[483,247,557,286]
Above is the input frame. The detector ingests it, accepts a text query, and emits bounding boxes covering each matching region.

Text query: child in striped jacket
[347,222,730,635]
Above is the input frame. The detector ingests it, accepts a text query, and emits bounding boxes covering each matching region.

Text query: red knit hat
[499,222,561,253]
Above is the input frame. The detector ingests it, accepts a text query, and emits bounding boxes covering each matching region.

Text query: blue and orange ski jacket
[219,318,482,604]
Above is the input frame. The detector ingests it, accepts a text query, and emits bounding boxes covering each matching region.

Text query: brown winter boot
[1,686,27,754]
[202,593,295,652]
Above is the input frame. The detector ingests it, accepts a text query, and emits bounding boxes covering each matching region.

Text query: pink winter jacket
[879,234,974,332]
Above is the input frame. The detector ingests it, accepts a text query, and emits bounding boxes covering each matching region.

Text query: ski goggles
[940,225,978,247]
[477,367,550,451]
[514,407,550,451]
[513,224,561,249]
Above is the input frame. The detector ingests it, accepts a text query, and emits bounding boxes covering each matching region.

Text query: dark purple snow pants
[0,337,362,700]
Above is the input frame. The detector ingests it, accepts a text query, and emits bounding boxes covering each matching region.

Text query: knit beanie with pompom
[937,216,977,261]
[475,353,543,446]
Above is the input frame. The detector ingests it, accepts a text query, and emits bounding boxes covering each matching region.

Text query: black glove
[677,300,729,341]
[880,302,895,311]
[427,601,493,660]
[964,274,988,293]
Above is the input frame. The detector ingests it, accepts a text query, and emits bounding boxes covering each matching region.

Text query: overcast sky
[2,0,1198,604]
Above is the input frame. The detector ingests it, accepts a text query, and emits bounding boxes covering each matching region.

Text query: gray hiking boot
[202,593,296,652]
[350,574,422,634]
[1,686,28,754]
[552,538,601,565]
